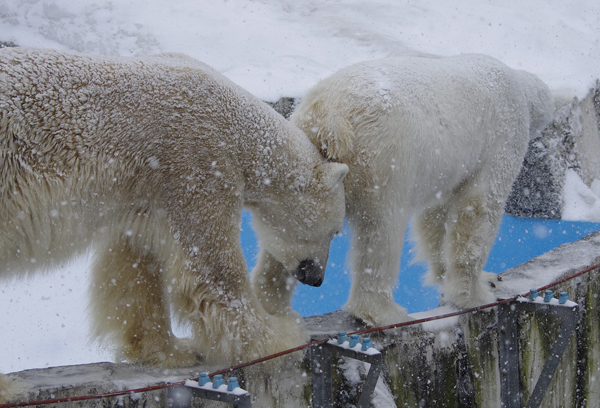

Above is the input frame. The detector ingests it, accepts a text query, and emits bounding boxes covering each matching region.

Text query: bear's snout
[293,258,324,287]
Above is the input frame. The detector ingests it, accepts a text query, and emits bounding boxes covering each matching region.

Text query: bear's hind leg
[441,185,503,309]
[90,241,200,367]
[413,204,449,286]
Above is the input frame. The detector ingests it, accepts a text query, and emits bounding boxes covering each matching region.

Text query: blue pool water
[240,212,600,317]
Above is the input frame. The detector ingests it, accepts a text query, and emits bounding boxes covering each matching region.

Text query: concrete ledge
[5,231,600,407]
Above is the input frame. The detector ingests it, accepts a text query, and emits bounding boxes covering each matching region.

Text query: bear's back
[311,54,527,119]
[0,48,302,178]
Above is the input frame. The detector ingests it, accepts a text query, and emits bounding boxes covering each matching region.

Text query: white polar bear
[0,47,348,390]
[254,54,554,327]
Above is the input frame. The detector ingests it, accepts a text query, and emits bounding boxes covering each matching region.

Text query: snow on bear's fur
[255,54,554,327]
[0,47,348,399]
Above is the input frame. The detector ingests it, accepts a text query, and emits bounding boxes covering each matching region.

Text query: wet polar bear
[0,47,348,380]
[253,54,553,326]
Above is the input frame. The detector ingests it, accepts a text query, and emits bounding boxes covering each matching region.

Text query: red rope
[2,262,599,408]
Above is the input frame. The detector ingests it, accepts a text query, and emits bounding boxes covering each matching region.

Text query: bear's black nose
[293,258,324,287]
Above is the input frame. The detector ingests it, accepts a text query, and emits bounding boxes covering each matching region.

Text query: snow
[515,296,578,308]
[563,169,600,222]
[183,379,249,396]
[0,254,107,372]
[411,305,461,332]
[326,339,381,356]
[2,0,599,100]
[1,0,600,376]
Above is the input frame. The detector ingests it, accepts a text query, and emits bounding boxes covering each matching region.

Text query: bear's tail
[292,99,354,161]
[514,70,554,138]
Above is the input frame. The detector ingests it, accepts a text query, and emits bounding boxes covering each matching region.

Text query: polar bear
[0,47,348,391]
[253,54,553,326]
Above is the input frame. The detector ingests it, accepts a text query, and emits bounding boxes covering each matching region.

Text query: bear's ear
[316,162,348,194]
[314,110,354,161]
[295,99,354,161]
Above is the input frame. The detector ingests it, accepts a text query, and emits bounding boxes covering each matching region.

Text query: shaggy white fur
[254,54,554,327]
[0,47,348,401]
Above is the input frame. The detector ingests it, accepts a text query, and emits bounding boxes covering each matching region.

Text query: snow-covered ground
[1,0,600,374]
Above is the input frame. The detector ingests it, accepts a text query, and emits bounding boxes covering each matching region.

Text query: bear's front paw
[482,271,502,289]
[261,313,308,352]
[345,292,413,327]
[441,273,498,310]
[158,338,204,368]
[119,337,203,368]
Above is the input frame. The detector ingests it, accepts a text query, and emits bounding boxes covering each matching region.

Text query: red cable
[2,262,598,408]
[0,382,186,407]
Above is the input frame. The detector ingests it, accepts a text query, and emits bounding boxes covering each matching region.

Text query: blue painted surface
[240,211,600,317]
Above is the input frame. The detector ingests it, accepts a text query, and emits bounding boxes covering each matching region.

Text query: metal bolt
[212,374,225,388]
[227,377,239,391]
[559,292,569,304]
[198,373,210,386]
[529,289,539,301]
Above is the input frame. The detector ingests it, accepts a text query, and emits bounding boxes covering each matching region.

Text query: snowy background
[1,0,600,373]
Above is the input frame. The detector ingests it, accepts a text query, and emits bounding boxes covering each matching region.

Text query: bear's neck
[236,108,319,206]
[197,77,321,207]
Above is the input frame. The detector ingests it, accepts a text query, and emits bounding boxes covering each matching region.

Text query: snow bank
[1,0,598,100]
[563,169,600,222]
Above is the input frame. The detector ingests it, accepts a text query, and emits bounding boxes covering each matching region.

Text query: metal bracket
[310,333,383,408]
[498,290,579,408]
[167,375,252,408]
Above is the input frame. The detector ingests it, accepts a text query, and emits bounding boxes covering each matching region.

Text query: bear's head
[250,161,348,287]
